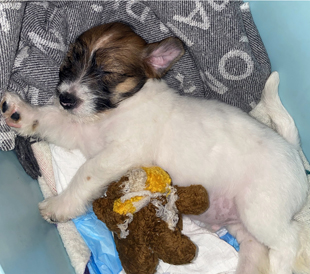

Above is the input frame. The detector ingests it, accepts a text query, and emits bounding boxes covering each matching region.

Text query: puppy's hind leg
[227,223,269,274]
[236,194,305,274]
[292,223,310,274]
[268,221,302,274]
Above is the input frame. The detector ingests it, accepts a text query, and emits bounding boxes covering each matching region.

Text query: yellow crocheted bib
[113,166,171,215]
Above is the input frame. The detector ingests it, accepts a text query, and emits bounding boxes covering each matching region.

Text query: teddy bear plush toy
[93,166,209,274]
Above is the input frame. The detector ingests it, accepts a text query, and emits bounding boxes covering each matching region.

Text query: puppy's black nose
[59,92,78,109]
[1,101,8,113]
[11,112,20,121]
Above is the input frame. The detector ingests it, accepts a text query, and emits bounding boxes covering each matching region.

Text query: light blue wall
[0,150,75,274]
[250,1,310,161]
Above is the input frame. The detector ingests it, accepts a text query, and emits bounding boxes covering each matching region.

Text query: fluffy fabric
[31,141,90,274]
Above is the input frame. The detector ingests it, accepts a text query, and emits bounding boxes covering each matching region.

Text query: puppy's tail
[293,222,310,274]
[251,71,300,149]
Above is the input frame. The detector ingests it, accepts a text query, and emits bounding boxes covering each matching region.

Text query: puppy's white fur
[1,72,310,274]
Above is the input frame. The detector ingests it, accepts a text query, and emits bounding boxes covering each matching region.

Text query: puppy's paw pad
[1,100,8,113]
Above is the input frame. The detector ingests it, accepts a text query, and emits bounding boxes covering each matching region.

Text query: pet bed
[0,1,310,274]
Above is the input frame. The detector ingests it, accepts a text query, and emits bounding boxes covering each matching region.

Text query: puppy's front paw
[1,93,23,128]
[39,195,86,223]
[39,196,70,223]
[1,93,39,135]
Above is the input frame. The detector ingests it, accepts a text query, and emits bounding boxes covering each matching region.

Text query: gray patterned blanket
[0,1,270,151]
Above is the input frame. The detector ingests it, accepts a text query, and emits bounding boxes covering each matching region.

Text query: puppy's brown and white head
[57,22,184,118]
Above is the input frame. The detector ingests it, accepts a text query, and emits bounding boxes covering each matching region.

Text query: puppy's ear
[143,37,184,78]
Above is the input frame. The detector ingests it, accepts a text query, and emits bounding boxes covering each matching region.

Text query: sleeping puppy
[1,22,310,274]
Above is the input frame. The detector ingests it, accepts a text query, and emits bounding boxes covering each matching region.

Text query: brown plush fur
[93,174,209,274]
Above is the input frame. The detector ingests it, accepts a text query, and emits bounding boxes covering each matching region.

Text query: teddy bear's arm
[175,185,209,215]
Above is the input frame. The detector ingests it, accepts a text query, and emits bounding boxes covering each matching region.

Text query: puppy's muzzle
[59,92,78,110]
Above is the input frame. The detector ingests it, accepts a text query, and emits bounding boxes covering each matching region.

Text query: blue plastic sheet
[220,232,240,252]
[216,228,240,252]
[73,208,123,274]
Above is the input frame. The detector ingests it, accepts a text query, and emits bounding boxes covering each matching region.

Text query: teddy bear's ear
[175,185,209,215]
[93,198,110,222]
[104,212,129,236]
[105,177,129,199]
[93,197,126,231]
